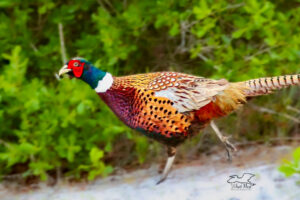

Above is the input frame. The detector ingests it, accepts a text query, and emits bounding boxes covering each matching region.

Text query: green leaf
[278,165,296,177]
[232,28,247,39]
[90,147,104,164]
[292,147,300,163]
[29,161,53,181]
[169,23,180,36]
[193,1,212,20]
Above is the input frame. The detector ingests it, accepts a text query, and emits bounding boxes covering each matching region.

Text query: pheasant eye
[73,62,79,67]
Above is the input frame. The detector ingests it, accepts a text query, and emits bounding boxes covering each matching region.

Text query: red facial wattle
[68,60,84,78]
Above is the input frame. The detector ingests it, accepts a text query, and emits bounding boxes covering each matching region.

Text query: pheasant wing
[148,72,229,113]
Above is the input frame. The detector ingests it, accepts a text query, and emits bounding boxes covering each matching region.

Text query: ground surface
[1,144,299,200]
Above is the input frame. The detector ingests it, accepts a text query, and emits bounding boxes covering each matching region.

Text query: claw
[224,137,237,152]
[156,177,166,185]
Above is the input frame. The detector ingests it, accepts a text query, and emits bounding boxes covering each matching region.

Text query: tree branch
[287,106,300,115]
[58,23,67,64]
[250,104,300,123]
[56,23,68,81]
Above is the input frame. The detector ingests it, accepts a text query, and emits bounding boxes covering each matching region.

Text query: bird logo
[227,173,256,190]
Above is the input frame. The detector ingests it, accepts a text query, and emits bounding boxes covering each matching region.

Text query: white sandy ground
[0,145,299,200]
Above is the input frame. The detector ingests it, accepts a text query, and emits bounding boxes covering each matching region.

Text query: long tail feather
[242,74,300,97]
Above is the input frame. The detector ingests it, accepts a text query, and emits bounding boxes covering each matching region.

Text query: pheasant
[59,57,300,184]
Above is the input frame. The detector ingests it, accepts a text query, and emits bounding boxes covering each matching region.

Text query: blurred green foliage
[0,0,299,181]
[279,147,300,178]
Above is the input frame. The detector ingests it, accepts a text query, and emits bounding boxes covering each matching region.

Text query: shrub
[0,0,299,180]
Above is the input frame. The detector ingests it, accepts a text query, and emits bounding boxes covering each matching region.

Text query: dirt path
[1,145,299,200]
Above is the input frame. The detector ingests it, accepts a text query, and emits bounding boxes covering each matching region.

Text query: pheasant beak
[58,65,72,77]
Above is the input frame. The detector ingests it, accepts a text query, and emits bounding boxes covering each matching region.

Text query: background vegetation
[0,0,299,182]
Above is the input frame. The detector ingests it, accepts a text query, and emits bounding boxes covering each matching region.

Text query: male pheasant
[59,57,300,183]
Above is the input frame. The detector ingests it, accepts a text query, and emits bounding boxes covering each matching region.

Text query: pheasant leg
[156,146,176,184]
[210,121,237,161]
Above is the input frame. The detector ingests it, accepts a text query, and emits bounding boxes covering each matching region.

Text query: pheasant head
[59,57,113,93]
